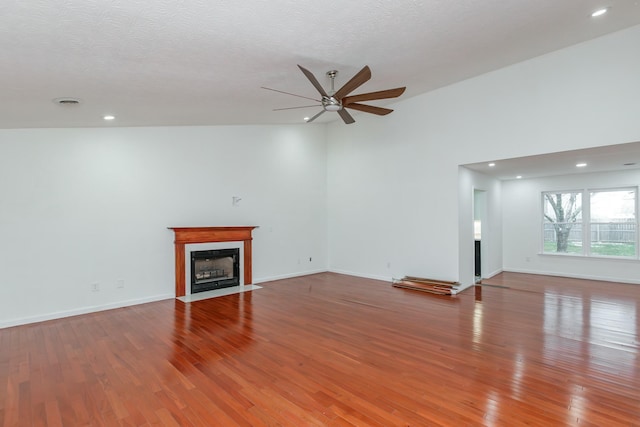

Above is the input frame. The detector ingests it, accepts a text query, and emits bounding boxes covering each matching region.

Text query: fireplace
[169,226,257,297]
[191,248,240,293]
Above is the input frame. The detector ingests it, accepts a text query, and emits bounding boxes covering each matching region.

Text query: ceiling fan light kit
[264,65,406,124]
[322,101,341,111]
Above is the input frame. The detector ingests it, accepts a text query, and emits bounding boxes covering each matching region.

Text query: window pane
[590,190,636,257]
[543,192,583,254]
[543,192,582,222]
[544,223,583,254]
[590,190,635,222]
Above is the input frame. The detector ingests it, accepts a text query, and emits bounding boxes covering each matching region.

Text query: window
[589,189,636,257]
[543,191,583,254]
[542,188,638,258]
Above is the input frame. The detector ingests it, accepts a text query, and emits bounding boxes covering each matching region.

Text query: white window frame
[541,186,638,259]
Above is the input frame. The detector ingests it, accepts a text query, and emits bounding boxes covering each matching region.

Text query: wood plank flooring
[1,272,639,426]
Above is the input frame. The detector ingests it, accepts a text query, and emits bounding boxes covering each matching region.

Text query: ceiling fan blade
[342,87,406,105]
[333,66,371,100]
[273,105,321,111]
[261,86,320,102]
[337,109,355,124]
[345,103,393,116]
[297,65,329,97]
[305,110,326,123]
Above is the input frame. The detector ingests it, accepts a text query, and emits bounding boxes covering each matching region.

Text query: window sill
[538,252,639,262]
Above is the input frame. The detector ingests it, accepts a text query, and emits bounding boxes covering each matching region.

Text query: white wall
[458,167,503,287]
[0,125,328,327]
[326,117,460,282]
[327,25,640,285]
[502,169,640,283]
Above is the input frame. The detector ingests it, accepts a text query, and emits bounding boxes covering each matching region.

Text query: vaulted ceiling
[2,0,639,128]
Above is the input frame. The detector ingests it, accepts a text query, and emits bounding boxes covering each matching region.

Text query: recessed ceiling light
[516,175,522,179]
[103,115,115,121]
[488,163,496,167]
[623,162,636,166]
[591,7,609,17]
[576,163,587,168]
[304,117,310,122]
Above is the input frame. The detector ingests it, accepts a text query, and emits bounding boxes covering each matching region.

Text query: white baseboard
[327,268,391,282]
[253,269,328,284]
[482,268,504,280]
[451,282,474,294]
[502,268,640,285]
[329,269,476,295]
[0,293,174,329]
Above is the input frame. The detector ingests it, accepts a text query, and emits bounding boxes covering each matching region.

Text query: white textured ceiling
[1,0,640,128]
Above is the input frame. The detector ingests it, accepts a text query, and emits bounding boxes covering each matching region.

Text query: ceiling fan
[262,65,406,124]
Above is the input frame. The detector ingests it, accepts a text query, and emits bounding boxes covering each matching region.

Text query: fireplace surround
[169,226,257,297]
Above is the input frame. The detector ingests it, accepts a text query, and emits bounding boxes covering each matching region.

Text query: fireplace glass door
[190,248,240,293]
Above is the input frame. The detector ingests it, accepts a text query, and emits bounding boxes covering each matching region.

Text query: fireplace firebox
[190,248,240,294]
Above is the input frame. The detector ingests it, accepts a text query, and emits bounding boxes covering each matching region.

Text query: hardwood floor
[1,272,639,426]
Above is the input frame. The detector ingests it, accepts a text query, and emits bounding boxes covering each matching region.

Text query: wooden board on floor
[392,276,460,295]
[392,280,453,295]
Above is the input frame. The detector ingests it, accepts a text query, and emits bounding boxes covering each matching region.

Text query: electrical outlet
[387,262,391,269]
[91,283,100,292]
[116,279,125,289]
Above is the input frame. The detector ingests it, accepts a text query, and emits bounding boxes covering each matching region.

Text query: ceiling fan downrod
[326,70,338,94]
[323,70,341,111]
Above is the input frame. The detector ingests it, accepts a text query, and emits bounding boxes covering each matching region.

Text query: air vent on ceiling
[53,97,82,106]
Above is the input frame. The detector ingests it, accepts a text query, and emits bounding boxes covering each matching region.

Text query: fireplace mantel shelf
[169,226,258,297]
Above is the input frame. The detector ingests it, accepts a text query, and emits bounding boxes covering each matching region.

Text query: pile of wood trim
[392,276,460,295]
